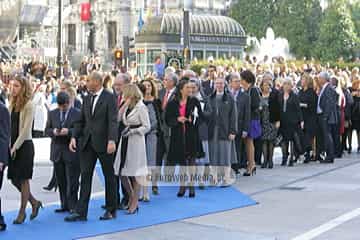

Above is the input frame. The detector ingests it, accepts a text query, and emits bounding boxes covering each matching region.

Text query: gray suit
[46,107,81,211]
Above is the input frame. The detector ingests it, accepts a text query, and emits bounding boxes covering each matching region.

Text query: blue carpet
[1,186,257,240]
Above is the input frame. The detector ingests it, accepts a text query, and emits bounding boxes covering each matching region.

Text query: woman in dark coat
[279,77,304,167]
[165,78,204,198]
[298,73,318,163]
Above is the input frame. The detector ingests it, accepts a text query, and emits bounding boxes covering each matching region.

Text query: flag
[80,2,91,22]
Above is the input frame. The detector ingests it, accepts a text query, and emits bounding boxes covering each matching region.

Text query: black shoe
[243,167,256,177]
[320,158,334,164]
[101,205,106,210]
[281,157,288,166]
[30,201,43,221]
[268,160,274,169]
[348,147,352,154]
[152,186,159,195]
[177,186,186,197]
[64,213,87,222]
[304,152,311,164]
[261,161,268,169]
[0,216,6,231]
[99,211,116,221]
[13,213,26,225]
[288,160,294,167]
[55,208,69,213]
[189,188,195,198]
[198,183,205,190]
[43,186,56,192]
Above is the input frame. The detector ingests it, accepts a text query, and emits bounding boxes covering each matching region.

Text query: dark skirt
[8,140,34,181]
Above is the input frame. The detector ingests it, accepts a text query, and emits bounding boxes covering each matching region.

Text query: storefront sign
[190,35,245,45]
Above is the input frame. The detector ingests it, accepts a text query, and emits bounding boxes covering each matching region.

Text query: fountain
[247,27,293,61]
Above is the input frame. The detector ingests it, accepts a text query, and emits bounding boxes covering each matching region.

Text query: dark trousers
[232,135,247,171]
[330,123,341,157]
[254,137,263,165]
[0,168,4,221]
[76,143,117,217]
[54,155,80,211]
[317,115,335,161]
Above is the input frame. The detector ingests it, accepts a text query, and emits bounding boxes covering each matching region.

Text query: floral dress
[260,96,277,141]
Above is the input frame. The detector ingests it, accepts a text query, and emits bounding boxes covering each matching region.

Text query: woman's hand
[177,116,187,123]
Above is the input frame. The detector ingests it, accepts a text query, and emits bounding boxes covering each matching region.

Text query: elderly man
[0,101,10,231]
[316,72,339,163]
[111,73,131,210]
[65,71,118,221]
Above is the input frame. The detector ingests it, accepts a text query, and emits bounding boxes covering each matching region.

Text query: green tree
[350,1,360,38]
[230,0,275,40]
[316,0,358,60]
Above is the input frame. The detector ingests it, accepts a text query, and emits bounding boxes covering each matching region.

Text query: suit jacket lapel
[92,91,105,118]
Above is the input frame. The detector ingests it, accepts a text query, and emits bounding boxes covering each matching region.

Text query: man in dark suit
[65,71,118,222]
[46,92,81,213]
[201,65,217,96]
[0,101,10,231]
[316,72,339,163]
[229,73,251,172]
[158,72,178,177]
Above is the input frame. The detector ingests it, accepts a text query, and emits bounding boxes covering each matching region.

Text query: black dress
[298,88,318,138]
[7,111,35,181]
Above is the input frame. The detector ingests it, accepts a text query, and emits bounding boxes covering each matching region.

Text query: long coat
[0,102,10,166]
[165,97,204,165]
[32,92,48,132]
[114,100,151,176]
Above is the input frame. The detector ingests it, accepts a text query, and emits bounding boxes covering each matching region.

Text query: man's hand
[60,128,69,136]
[242,131,248,139]
[229,134,236,141]
[69,138,77,152]
[0,162,4,172]
[107,141,116,154]
[300,121,304,129]
[53,128,59,136]
[275,121,280,129]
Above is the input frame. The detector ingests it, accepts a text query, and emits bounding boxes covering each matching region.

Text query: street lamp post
[56,0,63,79]
[183,0,192,66]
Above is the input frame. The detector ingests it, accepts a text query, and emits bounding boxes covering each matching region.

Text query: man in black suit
[0,101,10,231]
[46,92,81,213]
[229,73,251,172]
[201,65,217,96]
[316,72,339,163]
[65,71,118,222]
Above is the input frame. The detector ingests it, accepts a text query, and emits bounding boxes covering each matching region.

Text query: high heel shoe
[127,207,139,215]
[13,213,26,225]
[243,167,256,177]
[177,186,186,197]
[30,201,43,221]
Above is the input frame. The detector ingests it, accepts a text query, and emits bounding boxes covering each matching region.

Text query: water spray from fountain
[247,27,294,62]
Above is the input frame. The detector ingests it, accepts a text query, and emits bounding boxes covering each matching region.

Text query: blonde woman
[8,75,43,224]
[60,80,82,109]
[114,84,150,214]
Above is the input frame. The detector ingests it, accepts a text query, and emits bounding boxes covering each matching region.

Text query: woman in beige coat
[8,75,43,224]
[114,84,150,214]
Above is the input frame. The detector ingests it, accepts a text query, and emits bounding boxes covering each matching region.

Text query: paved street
[2,138,360,240]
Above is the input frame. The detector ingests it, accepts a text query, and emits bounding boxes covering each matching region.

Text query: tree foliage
[316,0,358,60]
[230,0,359,60]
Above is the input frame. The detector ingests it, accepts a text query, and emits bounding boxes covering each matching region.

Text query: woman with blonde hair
[8,75,43,224]
[298,73,318,163]
[60,80,82,109]
[114,83,150,214]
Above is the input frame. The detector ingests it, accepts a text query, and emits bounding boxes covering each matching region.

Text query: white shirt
[92,87,104,114]
[167,87,176,101]
[317,82,329,114]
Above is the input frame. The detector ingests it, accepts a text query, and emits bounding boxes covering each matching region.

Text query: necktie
[117,95,122,108]
[90,94,97,115]
[60,111,66,126]
[162,90,169,110]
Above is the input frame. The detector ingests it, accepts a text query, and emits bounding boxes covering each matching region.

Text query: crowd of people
[0,54,359,231]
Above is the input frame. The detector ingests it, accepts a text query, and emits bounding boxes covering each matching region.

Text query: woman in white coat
[114,84,150,214]
[32,83,48,138]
